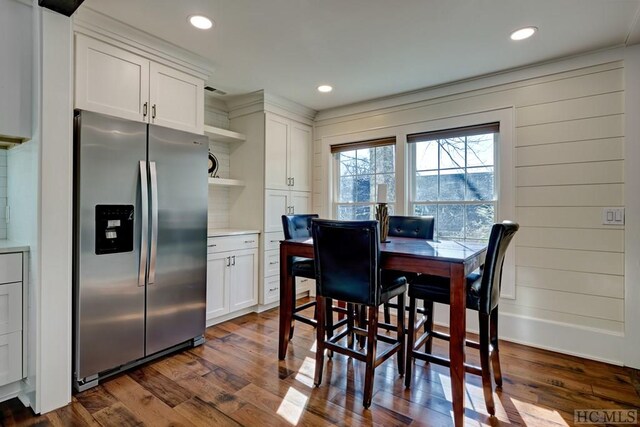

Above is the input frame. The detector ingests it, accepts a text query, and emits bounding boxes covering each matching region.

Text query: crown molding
[226,90,316,124]
[72,6,214,80]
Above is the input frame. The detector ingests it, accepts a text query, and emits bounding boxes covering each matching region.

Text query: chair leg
[405,295,416,388]
[314,296,326,387]
[424,300,434,354]
[358,304,367,349]
[479,312,496,416]
[363,306,378,409]
[325,298,334,358]
[396,292,405,376]
[490,308,503,388]
[289,281,297,340]
[347,303,355,349]
[383,301,391,325]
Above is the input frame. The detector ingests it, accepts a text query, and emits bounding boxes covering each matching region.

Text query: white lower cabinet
[206,234,259,323]
[0,252,25,389]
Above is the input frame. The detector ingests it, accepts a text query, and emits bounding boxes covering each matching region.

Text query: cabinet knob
[269,261,278,265]
[269,287,278,292]
[152,104,157,119]
[143,102,148,118]
[231,255,236,266]
[244,240,255,244]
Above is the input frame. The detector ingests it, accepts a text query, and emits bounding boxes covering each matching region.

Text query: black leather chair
[312,219,407,409]
[282,214,319,339]
[404,221,519,416]
[383,215,435,326]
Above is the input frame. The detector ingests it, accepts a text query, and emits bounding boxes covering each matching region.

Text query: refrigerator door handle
[139,161,149,287]
[149,161,159,284]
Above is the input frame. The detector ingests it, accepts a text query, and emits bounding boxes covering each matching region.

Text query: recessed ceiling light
[317,85,333,93]
[189,15,213,30]
[510,26,537,41]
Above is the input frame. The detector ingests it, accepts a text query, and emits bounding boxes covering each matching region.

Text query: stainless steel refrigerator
[73,110,208,391]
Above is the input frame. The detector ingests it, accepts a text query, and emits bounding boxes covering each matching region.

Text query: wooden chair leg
[363,306,378,409]
[314,296,326,387]
[325,298,334,358]
[479,312,496,416]
[383,301,391,325]
[347,303,355,349]
[424,300,434,354]
[490,308,503,388]
[405,295,416,388]
[358,304,367,349]
[396,292,405,376]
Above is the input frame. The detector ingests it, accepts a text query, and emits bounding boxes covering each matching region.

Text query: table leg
[449,263,467,426]
[279,246,294,360]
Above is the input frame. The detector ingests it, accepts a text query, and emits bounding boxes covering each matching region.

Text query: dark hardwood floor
[1,299,639,426]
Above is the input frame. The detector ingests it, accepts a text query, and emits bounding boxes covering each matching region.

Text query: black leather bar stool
[404,221,519,416]
[311,219,407,409]
[281,214,319,339]
[383,215,435,326]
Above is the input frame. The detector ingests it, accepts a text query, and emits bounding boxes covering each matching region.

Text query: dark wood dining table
[278,236,487,426]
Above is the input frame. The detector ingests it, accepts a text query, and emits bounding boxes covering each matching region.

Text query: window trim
[331,138,397,220]
[408,129,498,241]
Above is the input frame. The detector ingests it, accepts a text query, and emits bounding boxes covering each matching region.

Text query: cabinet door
[229,249,258,311]
[0,331,21,386]
[75,35,149,123]
[0,283,22,336]
[265,114,290,190]
[206,253,230,320]
[149,62,204,134]
[291,191,312,215]
[289,122,313,192]
[265,189,290,232]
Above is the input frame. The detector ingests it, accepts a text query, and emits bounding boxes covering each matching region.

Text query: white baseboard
[431,305,624,366]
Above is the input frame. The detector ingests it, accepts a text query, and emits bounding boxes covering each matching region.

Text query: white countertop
[207,229,261,237]
[0,240,30,253]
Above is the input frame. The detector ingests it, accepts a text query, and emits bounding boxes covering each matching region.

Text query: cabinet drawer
[0,254,21,285]
[0,331,22,386]
[296,277,315,294]
[263,276,280,305]
[0,283,22,336]
[264,250,280,277]
[264,231,284,251]
[208,234,259,254]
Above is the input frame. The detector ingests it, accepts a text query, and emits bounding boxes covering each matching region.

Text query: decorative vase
[375,203,389,243]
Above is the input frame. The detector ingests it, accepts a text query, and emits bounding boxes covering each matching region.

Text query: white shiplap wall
[313,60,625,359]
[206,108,232,230]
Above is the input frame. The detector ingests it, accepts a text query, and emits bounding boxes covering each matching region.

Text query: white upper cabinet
[75,35,204,134]
[265,114,290,190]
[149,62,204,134]
[75,36,149,123]
[265,113,312,192]
[289,122,313,192]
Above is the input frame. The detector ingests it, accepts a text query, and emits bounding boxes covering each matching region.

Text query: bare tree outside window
[411,133,496,242]
[334,144,395,220]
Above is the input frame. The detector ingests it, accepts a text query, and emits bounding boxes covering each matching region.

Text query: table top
[281,236,486,263]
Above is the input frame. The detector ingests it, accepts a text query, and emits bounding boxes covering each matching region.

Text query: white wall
[314,49,635,366]
[0,151,7,240]
[205,106,233,230]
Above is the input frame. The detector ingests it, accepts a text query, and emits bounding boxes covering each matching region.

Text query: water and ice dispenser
[95,205,134,255]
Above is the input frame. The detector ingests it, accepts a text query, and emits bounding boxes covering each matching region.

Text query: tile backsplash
[206,108,232,230]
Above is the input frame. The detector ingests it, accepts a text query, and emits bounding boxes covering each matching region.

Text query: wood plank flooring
[1,300,639,426]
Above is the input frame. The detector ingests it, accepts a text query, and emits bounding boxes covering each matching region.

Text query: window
[408,123,498,242]
[332,137,395,220]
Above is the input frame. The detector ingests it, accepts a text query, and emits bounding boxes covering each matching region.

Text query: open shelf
[208,177,246,187]
[204,125,246,144]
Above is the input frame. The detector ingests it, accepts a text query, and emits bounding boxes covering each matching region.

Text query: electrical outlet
[602,207,624,225]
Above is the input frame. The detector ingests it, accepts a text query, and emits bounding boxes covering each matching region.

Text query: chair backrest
[388,215,434,239]
[281,214,319,240]
[311,219,380,306]
[479,221,519,314]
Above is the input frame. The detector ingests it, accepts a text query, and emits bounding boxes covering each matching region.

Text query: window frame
[331,139,397,220]
[408,130,499,242]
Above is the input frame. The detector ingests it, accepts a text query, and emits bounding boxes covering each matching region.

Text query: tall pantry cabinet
[226,93,315,306]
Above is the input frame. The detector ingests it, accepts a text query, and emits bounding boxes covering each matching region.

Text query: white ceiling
[82,0,640,111]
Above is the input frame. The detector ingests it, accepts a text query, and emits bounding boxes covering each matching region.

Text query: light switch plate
[602,207,624,225]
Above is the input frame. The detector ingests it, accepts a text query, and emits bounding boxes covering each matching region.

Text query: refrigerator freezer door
[74,111,148,381]
[146,125,208,355]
